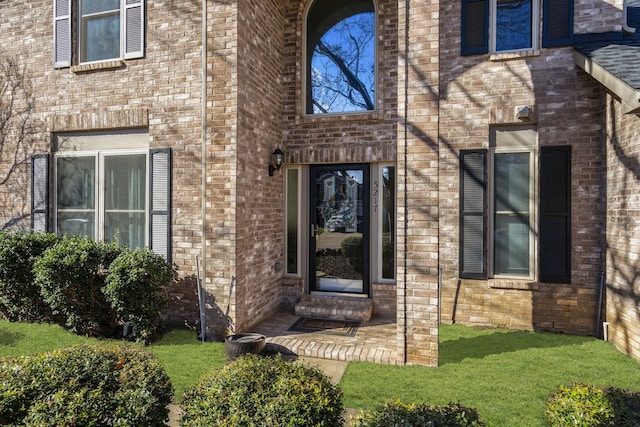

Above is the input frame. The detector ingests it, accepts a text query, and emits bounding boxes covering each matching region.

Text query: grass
[2,319,640,425]
[0,320,227,401]
[341,325,640,426]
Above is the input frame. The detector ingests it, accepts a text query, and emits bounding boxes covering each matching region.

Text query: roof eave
[574,49,640,115]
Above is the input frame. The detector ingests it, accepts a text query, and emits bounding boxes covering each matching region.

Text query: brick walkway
[251,312,401,365]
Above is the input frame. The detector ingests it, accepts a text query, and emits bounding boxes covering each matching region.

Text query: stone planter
[224,333,266,360]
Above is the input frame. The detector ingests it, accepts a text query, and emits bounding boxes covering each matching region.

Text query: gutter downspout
[200,0,208,340]
[402,0,410,365]
[623,0,636,34]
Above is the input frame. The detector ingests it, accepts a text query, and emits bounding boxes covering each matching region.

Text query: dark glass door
[310,165,369,294]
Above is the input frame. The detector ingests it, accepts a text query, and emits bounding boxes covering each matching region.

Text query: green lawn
[341,325,640,426]
[2,319,639,426]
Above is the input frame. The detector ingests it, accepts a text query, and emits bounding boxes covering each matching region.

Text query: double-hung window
[461,0,573,55]
[54,0,145,68]
[460,127,571,282]
[31,132,171,260]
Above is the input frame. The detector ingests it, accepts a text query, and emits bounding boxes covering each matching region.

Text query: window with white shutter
[53,0,145,68]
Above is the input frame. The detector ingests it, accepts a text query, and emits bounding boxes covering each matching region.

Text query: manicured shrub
[104,247,172,343]
[0,231,60,322]
[0,344,173,426]
[547,383,640,427]
[546,383,616,427]
[353,400,485,427]
[33,236,122,337]
[180,354,344,426]
[341,235,363,271]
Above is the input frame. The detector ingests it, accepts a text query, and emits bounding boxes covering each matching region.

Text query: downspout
[402,0,410,365]
[200,0,208,340]
[623,0,636,34]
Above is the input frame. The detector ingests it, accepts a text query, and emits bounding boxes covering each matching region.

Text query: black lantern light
[268,147,284,176]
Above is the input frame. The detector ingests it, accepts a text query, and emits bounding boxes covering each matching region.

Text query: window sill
[490,49,541,61]
[71,59,125,74]
[489,280,539,291]
[299,110,381,124]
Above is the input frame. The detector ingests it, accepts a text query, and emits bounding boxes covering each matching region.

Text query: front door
[310,165,369,295]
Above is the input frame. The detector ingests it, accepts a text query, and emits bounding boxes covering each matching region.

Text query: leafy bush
[341,235,363,271]
[547,383,616,427]
[180,354,344,426]
[353,400,485,427]
[0,231,60,322]
[104,247,172,343]
[547,383,640,427]
[33,236,122,337]
[0,344,173,426]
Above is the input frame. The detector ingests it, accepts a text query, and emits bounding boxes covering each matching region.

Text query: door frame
[309,164,371,296]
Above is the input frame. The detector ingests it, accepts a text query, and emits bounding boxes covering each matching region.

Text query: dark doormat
[289,317,360,337]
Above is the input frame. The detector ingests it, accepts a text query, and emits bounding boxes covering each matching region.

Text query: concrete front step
[294,293,373,322]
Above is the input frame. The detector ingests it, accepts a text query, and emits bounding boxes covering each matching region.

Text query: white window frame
[284,166,305,277]
[54,149,150,247]
[487,129,537,280]
[371,163,396,283]
[79,0,121,64]
[490,0,540,53]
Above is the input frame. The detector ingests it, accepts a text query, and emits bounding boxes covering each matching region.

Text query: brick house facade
[1,0,639,366]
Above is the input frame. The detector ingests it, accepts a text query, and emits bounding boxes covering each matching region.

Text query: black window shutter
[461,0,489,55]
[542,0,574,47]
[149,148,171,262]
[460,150,488,279]
[539,146,571,283]
[31,154,49,232]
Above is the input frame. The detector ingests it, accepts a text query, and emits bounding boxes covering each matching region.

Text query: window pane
[81,13,120,62]
[494,152,530,276]
[494,214,529,275]
[381,166,395,279]
[495,152,529,212]
[104,154,146,249]
[310,12,375,114]
[56,156,96,239]
[286,169,299,275]
[496,0,532,51]
[81,0,119,15]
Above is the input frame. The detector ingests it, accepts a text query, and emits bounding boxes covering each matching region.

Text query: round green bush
[33,236,122,337]
[180,354,344,426]
[353,400,485,427]
[546,383,616,427]
[0,344,173,426]
[104,247,172,343]
[0,231,60,322]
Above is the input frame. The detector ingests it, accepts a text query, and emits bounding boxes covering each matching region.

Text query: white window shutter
[124,0,145,59]
[53,0,71,68]
[149,149,171,261]
[31,154,49,232]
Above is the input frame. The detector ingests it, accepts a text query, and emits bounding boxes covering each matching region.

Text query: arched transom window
[306,0,375,115]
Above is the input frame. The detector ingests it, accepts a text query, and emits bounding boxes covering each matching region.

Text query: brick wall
[575,0,624,34]
[234,0,286,332]
[396,0,441,366]
[438,0,605,336]
[0,0,205,328]
[603,93,640,360]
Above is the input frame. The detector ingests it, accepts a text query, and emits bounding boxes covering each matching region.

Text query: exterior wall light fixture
[268,147,284,176]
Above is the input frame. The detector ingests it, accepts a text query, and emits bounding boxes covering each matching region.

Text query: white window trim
[284,166,305,278]
[371,163,396,283]
[490,0,540,54]
[54,149,150,245]
[487,145,538,280]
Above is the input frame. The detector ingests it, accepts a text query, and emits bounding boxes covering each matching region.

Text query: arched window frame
[303,0,378,116]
